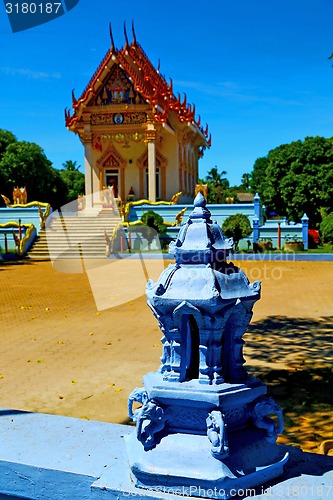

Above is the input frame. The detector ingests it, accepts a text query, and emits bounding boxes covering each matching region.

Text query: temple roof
[65,22,211,146]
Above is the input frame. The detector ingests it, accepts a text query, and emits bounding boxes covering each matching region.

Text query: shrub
[222,214,252,251]
[140,210,166,250]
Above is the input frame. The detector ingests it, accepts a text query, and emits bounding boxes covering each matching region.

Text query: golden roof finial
[124,21,129,49]
[72,89,77,107]
[109,22,115,51]
[131,20,137,45]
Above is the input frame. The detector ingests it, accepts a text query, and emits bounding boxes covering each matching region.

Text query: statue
[126,193,289,498]
[12,186,27,205]
[38,204,47,229]
[127,186,135,201]
[206,411,229,459]
[169,191,182,204]
[135,400,166,451]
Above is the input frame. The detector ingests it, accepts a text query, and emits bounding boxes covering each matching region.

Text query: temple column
[82,127,100,208]
[92,163,100,206]
[84,141,94,208]
[161,166,166,201]
[146,123,156,202]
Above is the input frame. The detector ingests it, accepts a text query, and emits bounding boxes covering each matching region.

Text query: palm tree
[241,173,251,190]
[206,167,225,185]
[205,167,230,204]
[62,160,81,172]
[206,167,229,188]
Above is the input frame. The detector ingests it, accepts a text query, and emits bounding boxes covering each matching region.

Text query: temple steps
[27,214,121,260]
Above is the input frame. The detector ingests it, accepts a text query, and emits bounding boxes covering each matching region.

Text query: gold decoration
[1,194,11,207]
[165,207,187,227]
[90,112,146,126]
[0,222,36,256]
[37,204,49,229]
[123,192,182,222]
[195,184,208,200]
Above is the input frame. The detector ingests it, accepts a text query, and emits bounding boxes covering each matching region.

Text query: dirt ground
[0,257,332,454]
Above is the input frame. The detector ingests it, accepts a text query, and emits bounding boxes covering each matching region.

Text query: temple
[65,23,211,208]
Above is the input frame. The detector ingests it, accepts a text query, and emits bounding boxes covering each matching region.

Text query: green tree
[60,160,85,202]
[201,166,230,203]
[0,129,17,160]
[62,160,81,172]
[250,157,269,195]
[0,140,68,208]
[206,167,228,186]
[0,130,18,191]
[222,214,252,251]
[240,172,251,190]
[250,136,333,225]
[320,212,333,244]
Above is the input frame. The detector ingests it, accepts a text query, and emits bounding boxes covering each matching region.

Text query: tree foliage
[0,133,68,209]
[240,172,251,190]
[60,160,85,202]
[141,210,166,233]
[320,212,333,244]
[62,160,81,172]
[199,166,236,203]
[222,213,252,250]
[0,129,17,160]
[250,136,333,225]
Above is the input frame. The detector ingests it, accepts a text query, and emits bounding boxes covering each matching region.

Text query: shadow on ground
[245,316,333,454]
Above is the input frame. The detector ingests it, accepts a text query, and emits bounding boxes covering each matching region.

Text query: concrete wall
[127,203,305,251]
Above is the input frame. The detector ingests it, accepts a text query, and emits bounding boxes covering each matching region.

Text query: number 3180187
[6,3,62,14]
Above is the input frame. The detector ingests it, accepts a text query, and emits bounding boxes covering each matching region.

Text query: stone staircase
[28,211,120,260]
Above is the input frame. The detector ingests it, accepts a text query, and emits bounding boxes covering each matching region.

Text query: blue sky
[0,0,332,186]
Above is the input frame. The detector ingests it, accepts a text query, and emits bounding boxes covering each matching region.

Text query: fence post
[301,213,309,250]
[254,193,260,220]
[252,217,260,245]
[4,232,8,253]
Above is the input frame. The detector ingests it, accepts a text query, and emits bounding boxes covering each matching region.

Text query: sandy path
[0,258,332,452]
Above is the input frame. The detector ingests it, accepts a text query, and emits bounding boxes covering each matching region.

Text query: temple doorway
[105,169,119,198]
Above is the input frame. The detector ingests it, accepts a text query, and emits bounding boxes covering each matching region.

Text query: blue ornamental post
[126,193,288,498]
[252,216,260,244]
[301,213,309,250]
[254,192,260,219]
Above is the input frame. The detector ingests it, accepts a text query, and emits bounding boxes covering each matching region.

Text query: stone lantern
[126,193,288,498]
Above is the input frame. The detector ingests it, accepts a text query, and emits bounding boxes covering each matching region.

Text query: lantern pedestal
[126,429,288,499]
[126,371,288,498]
[139,372,267,434]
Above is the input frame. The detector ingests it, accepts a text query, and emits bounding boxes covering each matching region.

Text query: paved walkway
[0,259,332,455]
